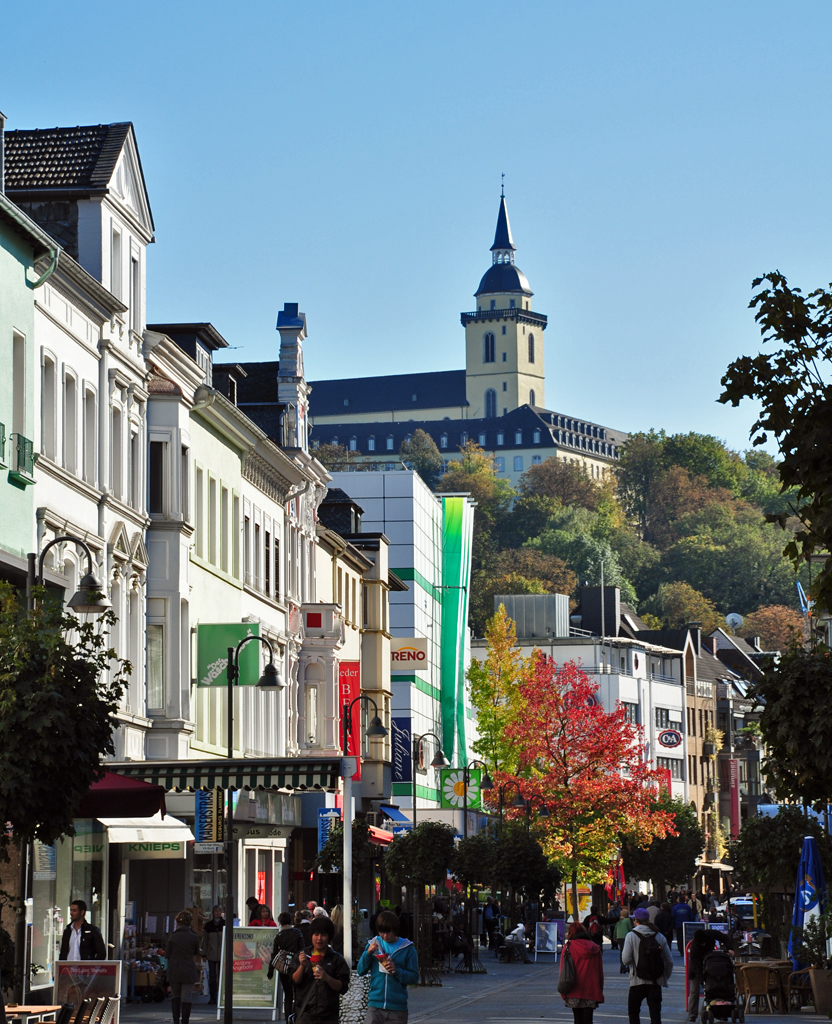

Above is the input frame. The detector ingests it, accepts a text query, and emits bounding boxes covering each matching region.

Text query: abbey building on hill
[232,195,627,486]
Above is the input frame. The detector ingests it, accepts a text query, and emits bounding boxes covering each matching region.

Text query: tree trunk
[571,870,580,923]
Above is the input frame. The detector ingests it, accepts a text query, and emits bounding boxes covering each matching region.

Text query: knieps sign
[657,728,683,748]
[390,637,428,672]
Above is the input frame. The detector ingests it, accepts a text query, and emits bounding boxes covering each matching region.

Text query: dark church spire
[490,194,516,254]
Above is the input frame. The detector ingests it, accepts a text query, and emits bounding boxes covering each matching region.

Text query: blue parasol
[788,834,827,968]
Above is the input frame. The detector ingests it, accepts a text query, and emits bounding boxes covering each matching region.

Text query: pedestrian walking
[607,902,622,949]
[201,905,225,1004]
[483,897,499,949]
[670,897,693,955]
[686,928,724,1021]
[292,916,350,1024]
[654,904,673,947]
[59,900,106,961]
[559,922,604,1024]
[165,910,201,1024]
[584,905,604,948]
[252,904,277,927]
[246,895,261,923]
[621,909,673,1024]
[295,909,313,947]
[614,908,634,972]
[268,911,305,1021]
[357,909,419,1023]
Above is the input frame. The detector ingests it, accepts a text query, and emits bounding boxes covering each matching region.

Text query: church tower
[462,193,547,418]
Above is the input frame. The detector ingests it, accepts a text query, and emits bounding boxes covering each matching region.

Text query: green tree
[615,430,667,534]
[661,432,744,493]
[451,832,497,891]
[731,805,832,892]
[400,429,443,489]
[499,494,563,549]
[469,549,577,637]
[467,607,531,776]
[621,795,705,896]
[384,821,456,889]
[750,643,832,808]
[313,442,359,471]
[494,821,555,915]
[314,819,375,875]
[720,271,832,614]
[640,581,724,634]
[0,583,129,848]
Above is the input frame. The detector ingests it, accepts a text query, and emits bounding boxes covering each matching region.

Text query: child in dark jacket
[357,910,420,1023]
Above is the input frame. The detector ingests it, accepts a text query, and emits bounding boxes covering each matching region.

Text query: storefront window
[30,840,60,990]
[71,820,106,930]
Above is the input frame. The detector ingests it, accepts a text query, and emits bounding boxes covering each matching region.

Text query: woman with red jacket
[559,921,605,1024]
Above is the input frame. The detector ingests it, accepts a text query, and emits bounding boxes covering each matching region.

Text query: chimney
[703,637,718,655]
[684,621,702,656]
[0,109,6,193]
[747,635,761,651]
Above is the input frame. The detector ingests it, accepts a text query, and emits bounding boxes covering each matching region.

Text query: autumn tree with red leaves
[490,654,674,919]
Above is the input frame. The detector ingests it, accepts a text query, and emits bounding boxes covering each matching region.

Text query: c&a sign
[391,637,428,672]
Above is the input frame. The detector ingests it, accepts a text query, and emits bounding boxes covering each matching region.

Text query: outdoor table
[5,1005,61,1023]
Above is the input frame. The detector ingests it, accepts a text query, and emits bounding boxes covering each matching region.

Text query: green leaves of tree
[731,805,832,892]
[621,795,705,891]
[383,820,456,889]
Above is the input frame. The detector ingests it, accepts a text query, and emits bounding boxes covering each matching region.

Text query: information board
[54,961,122,1024]
[534,920,562,961]
[217,926,279,1019]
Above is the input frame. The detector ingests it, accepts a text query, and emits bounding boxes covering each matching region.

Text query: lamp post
[341,695,387,968]
[460,760,493,839]
[498,783,548,831]
[223,635,283,1024]
[16,536,112,1001]
[411,732,449,827]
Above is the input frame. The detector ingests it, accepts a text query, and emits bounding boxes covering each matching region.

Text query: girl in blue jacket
[357,910,420,1022]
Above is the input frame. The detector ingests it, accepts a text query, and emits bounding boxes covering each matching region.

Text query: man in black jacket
[59,900,106,961]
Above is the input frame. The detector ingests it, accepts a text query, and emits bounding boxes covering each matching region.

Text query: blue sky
[4,1,832,452]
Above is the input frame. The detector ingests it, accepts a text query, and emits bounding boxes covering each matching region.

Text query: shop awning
[367,825,394,847]
[379,805,410,824]
[76,770,167,818]
[99,812,195,844]
[107,757,343,793]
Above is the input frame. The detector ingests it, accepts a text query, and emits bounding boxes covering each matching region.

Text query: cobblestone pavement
[118,946,824,1024]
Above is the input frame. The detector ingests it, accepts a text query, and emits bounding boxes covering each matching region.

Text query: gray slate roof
[4,123,133,190]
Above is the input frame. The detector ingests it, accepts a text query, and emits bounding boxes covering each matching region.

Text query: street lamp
[16,535,112,1000]
[461,760,493,839]
[26,535,112,614]
[223,634,283,1024]
[342,695,387,967]
[499,783,549,831]
[411,731,449,827]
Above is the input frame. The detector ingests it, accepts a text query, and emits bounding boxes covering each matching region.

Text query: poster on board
[534,921,561,961]
[54,961,122,1024]
[217,926,279,1019]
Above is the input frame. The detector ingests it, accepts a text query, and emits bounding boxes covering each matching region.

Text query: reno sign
[391,637,428,672]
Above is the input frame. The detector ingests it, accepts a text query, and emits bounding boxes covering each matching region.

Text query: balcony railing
[460,307,548,328]
[650,672,677,683]
[9,433,35,484]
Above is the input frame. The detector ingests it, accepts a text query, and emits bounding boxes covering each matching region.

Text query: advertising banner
[217,926,279,1018]
[391,717,412,783]
[197,623,261,687]
[728,758,740,839]
[195,788,225,841]
[338,661,361,781]
[55,961,122,1024]
[439,768,481,810]
[318,808,342,853]
[534,921,561,960]
[390,638,428,673]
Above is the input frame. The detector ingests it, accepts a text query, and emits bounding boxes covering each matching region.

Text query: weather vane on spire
[501,172,505,198]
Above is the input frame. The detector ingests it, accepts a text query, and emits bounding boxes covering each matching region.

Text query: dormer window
[368,436,376,451]
[412,394,417,402]
[461,432,468,445]
[533,429,540,443]
[386,435,394,450]
[479,432,486,446]
[515,430,522,444]
[344,398,349,406]
[349,437,357,451]
[228,377,237,405]
[440,433,448,449]
[331,436,339,445]
[497,431,504,445]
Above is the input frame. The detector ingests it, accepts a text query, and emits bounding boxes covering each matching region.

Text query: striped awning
[108,758,343,793]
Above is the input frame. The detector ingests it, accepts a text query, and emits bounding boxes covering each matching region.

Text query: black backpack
[635,932,665,981]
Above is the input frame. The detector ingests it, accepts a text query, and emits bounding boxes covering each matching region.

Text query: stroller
[699,950,743,1024]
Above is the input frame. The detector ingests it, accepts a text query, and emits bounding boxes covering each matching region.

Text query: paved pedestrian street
[119,947,821,1024]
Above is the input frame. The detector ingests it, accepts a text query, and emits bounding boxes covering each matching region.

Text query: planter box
[809,968,832,1016]
[702,742,716,756]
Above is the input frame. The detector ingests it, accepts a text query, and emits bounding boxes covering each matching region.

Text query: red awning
[367,825,394,847]
[76,771,167,819]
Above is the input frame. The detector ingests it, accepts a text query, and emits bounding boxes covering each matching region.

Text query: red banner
[728,757,740,840]
[339,661,361,781]
[657,767,672,796]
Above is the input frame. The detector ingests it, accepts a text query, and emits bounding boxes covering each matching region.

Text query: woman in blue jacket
[357,910,420,1023]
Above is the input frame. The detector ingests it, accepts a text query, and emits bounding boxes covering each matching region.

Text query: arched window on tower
[528,333,535,363]
[484,389,497,418]
[529,390,536,406]
[483,332,495,363]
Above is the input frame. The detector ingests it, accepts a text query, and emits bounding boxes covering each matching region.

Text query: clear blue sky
[4,1,832,452]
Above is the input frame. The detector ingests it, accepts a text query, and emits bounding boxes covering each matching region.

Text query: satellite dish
[725,612,744,631]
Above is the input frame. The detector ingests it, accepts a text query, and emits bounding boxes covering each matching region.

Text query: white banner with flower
[440,768,481,809]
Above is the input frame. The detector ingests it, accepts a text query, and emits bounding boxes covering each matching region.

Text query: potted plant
[702,723,723,758]
[737,722,762,750]
[790,910,832,1015]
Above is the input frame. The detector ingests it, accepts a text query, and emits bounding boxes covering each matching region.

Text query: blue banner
[317,808,341,853]
[391,717,412,782]
[789,834,827,967]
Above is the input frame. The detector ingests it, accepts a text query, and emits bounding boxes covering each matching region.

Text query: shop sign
[126,841,187,859]
[339,661,361,781]
[194,842,225,854]
[658,729,683,748]
[391,637,428,672]
[391,717,412,782]
[318,808,341,853]
[232,824,294,840]
[218,927,279,1011]
[197,623,260,687]
[55,961,122,1007]
[439,768,481,810]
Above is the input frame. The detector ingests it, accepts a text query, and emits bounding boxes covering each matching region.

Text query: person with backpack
[621,908,673,1024]
[670,897,694,954]
[559,921,604,1024]
[584,906,604,949]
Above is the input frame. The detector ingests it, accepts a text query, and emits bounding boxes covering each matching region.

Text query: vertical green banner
[440,496,474,766]
[197,623,260,686]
